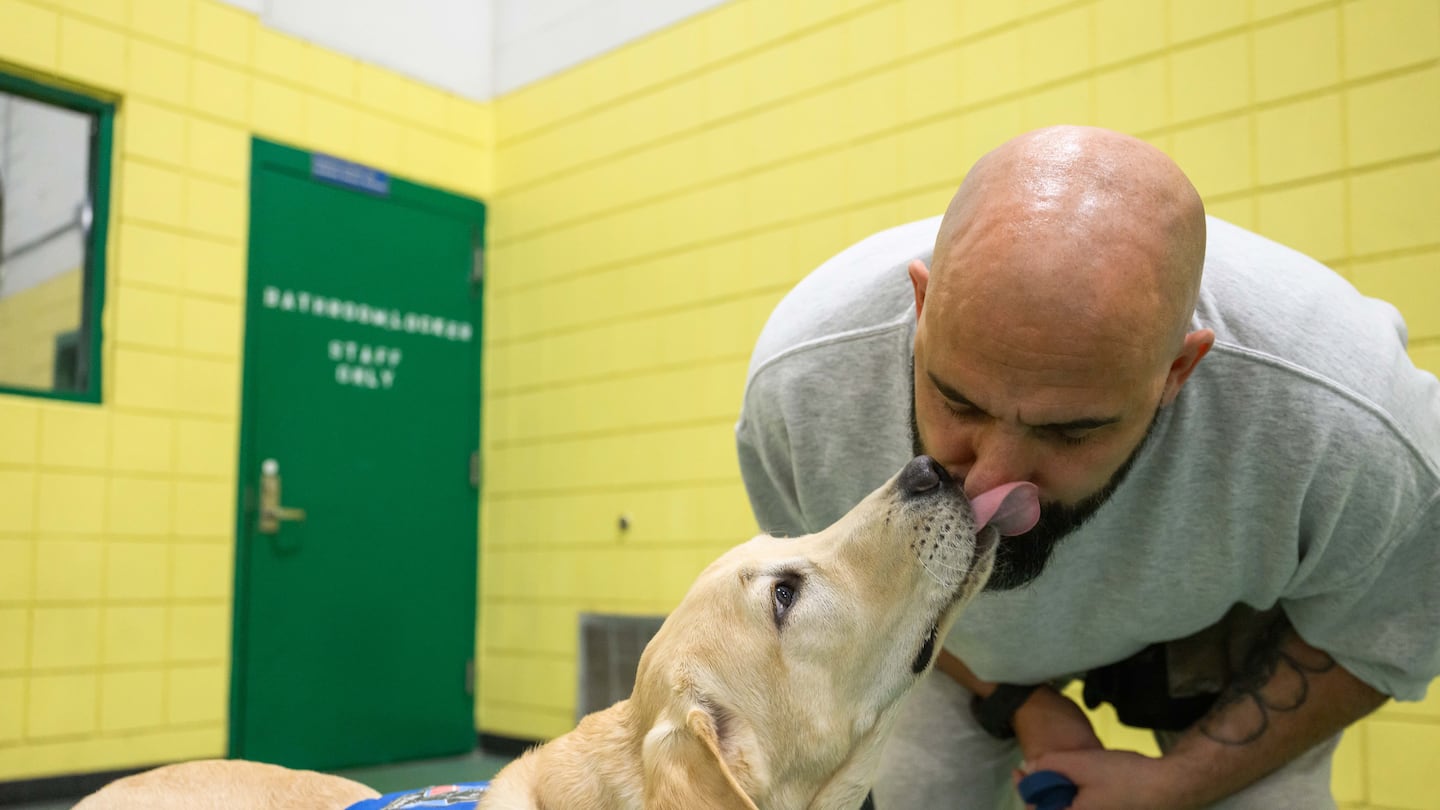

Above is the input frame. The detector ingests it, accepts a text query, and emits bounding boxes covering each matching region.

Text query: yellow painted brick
[355,62,407,113]
[174,356,238,417]
[115,285,181,350]
[0,398,40,465]
[0,0,60,71]
[1095,59,1167,135]
[115,223,184,289]
[1020,6,1093,88]
[445,97,490,145]
[36,472,105,534]
[170,542,230,599]
[351,110,402,171]
[1344,0,1440,80]
[112,348,179,411]
[169,664,227,724]
[1350,157,1440,256]
[53,0,126,26]
[124,100,187,166]
[38,400,108,466]
[1351,252,1440,341]
[898,0,962,53]
[845,4,903,77]
[1332,724,1365,805]
[100,669,164,731]
[104,543,169,601]
[107,476,173,535]
[0,676,20,744]
[1257,179,1347,263]
[1348,65,1440,167]
[1408,341,1439,376]
[958,0,1020,35]
[1169,35,1251,123]
[255,27,309,79]
[0,471,37,533]
[0,539,34,600]
[187,117,248,182]
[175,418,235,477]
[304,94,356,155]
[191,59,248,125]
[27,673,97,738]
[179,297,240,357]
[1254,9,1340,103]
[479,653,574,709]
[172,480,232,536]
[1170,115,1252,197]
[102,605,167,664]
[128,38,190,105]
[1020,79,1093,132]
[0,608,28,670]
[34,539,103,601]
[1254,0,1329,21]
[1367,717,1440,809]
[1094,0,1165,65]
[31,606,99,668]
[250,77,306,142]
[181,237,244,300]
[121,160,186,228]
[476,701,571,741]
[129,0,190,47]
[184,176,244,241]
[1256,93,1343,186]
[959,29,1022,103]
[301,45,356,99]
[1169,0,1248,42]
[193,0,254,66]
[111,412,174,474]
[58,15,127,90]
[166,604,227,661]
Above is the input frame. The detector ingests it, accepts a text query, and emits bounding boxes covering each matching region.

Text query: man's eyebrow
[928,371,1122,431]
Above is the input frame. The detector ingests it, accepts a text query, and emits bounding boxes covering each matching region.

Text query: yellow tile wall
[482,0,1440,805]
[0,0,491,783]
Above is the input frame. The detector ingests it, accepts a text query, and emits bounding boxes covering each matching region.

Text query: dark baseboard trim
[477,732,540,758]
[0,765,150,806]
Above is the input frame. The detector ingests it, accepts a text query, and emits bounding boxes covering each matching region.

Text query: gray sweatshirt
[736,216,1440,700]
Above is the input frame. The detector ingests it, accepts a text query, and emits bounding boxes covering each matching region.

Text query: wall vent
[575,613,666,722]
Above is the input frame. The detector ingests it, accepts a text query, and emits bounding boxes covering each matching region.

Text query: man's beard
[910,385,1160,591]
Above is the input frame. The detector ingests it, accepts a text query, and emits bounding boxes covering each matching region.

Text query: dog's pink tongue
[971,482,1041,536]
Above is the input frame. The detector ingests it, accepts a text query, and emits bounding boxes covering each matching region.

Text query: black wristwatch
[971,683,1042,739]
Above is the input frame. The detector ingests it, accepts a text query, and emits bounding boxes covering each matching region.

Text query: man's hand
[1018,749,1182,810]
[1011,685,1103,762]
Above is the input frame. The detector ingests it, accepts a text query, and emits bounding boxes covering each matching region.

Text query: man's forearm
[1159,616,1387,807]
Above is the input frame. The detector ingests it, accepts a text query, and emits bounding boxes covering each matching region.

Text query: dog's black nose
[899,456,951,495]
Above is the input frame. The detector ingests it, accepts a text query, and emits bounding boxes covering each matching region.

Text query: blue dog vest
[346,782,489,809]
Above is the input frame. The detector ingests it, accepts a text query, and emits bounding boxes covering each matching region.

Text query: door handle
[258,458,307,534]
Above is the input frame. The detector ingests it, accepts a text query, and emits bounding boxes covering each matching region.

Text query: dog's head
[631,456,1038,810]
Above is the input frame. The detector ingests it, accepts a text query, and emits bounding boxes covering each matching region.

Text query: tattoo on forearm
[1197,616,1336,746]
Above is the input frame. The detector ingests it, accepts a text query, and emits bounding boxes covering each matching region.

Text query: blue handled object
[1018,770,1078,810]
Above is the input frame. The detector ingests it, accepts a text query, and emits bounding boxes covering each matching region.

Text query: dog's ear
[642,701,759,810]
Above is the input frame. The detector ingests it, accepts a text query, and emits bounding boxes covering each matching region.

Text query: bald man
[736,126,1440,809]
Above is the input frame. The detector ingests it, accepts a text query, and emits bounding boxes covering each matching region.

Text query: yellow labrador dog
[76,456,1037,810]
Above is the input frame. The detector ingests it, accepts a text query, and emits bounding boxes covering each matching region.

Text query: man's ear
[642,700,758,810]
[1161,328,1215,406]
[908,259,930,319]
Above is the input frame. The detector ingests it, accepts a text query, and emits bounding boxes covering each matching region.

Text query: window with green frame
[0,73,113,403]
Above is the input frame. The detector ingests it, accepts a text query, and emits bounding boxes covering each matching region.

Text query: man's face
[909,292,1169,590]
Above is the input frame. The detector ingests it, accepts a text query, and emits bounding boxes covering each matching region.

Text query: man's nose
[959,428,1035,499]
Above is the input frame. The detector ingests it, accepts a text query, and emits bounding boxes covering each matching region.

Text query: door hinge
[469,450,480,488]
[470,243,485,287]
[465,658,475,696]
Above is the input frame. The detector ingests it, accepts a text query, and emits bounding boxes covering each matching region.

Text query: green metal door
[232,140,484,770]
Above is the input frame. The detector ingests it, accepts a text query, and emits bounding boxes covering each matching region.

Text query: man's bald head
[927,126,1207,371]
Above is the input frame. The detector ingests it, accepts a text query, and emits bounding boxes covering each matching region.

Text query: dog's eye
[773,580,797,623]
